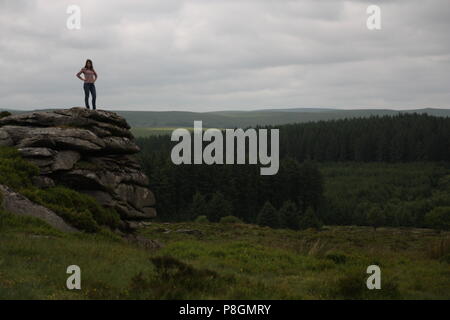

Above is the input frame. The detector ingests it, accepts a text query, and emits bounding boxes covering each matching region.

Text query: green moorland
[0,215,449,299]
[0,145,449,300]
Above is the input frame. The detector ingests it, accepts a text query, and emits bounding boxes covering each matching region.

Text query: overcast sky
[0,0,449,111]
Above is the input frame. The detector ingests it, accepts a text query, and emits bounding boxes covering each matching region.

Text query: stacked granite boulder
[0,107,156,221]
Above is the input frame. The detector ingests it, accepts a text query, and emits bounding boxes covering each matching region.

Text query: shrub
[0,147,39,189]
[335,270,401,299]
[325,252,348,264]
[21,186,121,232]
[194,215,209,223]
[0,146,120,232]
[336,272,365,299]
[219,215,242,224]
[257,201,280,228]
[0,111,11,119]
[127,256,225,299]
[425,207,450,231]
[150,256,217,281]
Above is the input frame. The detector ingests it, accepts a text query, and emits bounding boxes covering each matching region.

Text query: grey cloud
[0,0,449,111]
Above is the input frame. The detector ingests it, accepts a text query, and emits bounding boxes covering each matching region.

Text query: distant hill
[116,108,450,128]
[2,107,450,128]
[210,107,338,113]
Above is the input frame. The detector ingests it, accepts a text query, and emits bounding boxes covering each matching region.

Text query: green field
[1,213,449,300]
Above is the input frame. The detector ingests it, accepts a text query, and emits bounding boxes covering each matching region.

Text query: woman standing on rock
[76,59,98,110]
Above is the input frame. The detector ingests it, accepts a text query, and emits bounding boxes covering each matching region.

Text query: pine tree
[279,200,300,230]
[299,207,322,230]
[367,206,386,230]
[206,192,233,222]
[188,191,208,221]
[257,201,280,228]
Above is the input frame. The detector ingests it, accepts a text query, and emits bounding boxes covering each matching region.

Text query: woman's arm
[76,69,84,81]
[93,69,98,82]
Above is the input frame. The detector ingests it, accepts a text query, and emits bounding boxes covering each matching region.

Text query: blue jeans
[83,83,96,110]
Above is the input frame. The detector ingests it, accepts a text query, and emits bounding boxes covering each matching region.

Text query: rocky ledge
[0,107,156,221]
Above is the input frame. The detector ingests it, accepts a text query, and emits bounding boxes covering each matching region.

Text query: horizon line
[2,106,450,113]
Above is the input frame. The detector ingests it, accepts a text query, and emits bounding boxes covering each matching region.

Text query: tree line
[136,113,450,230]
[275,113,450,162]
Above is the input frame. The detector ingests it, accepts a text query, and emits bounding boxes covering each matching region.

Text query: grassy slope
[1,213,449,300]
[1,137,449,299]
[0,147,120,232]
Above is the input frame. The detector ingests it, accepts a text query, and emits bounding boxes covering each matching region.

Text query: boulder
[0,108,132,138]
[0,107,156,222]
[0,184,77,232]
[125,234,163,250]
[1,126,107,151]
[18,147,56,158]
[52,150,80,171]
[0,128,13,147]
[31,176,55,188]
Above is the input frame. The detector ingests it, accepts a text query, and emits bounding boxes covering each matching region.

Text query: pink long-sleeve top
[77,68,97,83]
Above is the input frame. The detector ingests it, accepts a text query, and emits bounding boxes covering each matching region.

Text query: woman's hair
[84,59,94,70]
